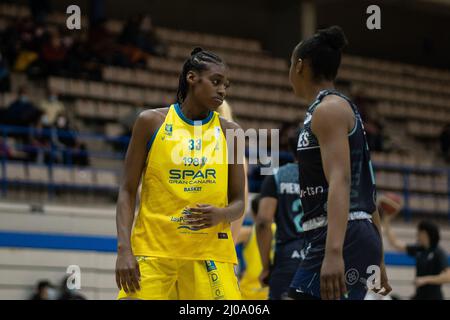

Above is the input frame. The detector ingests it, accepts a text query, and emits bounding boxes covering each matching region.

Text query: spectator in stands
[11,17,42,73]
[352,87,384,151]
[29,117,55,164]
[40,29,68,76]
[137,14,167,57]
[0,53,11,93]
[279,123,297,166]
[1,86,42,127]
[57,276,86,300]
[119,14,167,58]
[54,114,89,166]
[30,280,57,300]
[364,116,384,152]
[39,88,66,126]
[65,34,101,80]
[88,18,128,67]
[0,20,19,65]
[28,0,52,24]
[0,137,29,161]
[0,138,13,159]
[382,214,450,300]
[439,124,450,163]
[109,106,142,154]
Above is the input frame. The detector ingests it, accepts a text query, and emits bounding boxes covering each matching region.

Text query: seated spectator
[28,120,54,164]
[119,15,141,46]
[39,88,66,125]
[1,86,42,127]
[0,137,29,161]
[54,114,89,166]
[0,138,11,158]
[0,53,11,93]
[119,14,167,58]
[350,87,384,151]
[364,115,384,152]
[29,0,52,24]
[136,14,167,57]
[88,18,127,66]
[65,34,101,80]
[110,106,141,153]
[40,29,67,76]
[29,280,57,300]
[57,276,86,300]
[278,123,298,166]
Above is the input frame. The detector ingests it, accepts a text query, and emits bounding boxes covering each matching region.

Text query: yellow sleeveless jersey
[239,224,276,300]
[131,103,237,264]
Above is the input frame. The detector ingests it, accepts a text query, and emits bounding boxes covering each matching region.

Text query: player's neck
[304,81,335,105]
[180,96,210,120]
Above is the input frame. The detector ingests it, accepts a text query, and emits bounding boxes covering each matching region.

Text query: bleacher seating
[1,2,450,216]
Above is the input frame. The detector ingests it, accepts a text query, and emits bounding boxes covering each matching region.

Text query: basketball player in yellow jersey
[115,48,245,300]
[238,196,276,300]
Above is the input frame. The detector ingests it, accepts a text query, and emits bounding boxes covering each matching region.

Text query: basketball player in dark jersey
[256,130,305,299]
[287,26,391,300]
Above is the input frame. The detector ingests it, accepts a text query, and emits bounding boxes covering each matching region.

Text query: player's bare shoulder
[138,108,169,124]
[319,94,353,117]
[136,108,169,128]
[313,95,354,131]
[133,108,170,139]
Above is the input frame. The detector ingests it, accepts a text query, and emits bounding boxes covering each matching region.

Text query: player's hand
[320,251,347,300]
[184,204,227,230]
[259,268,270,287]
[372,262,392,295]
[115,252,141,293]
[414,276,429,288]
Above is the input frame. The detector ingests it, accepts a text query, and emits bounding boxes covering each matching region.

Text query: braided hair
[176,47,225,103]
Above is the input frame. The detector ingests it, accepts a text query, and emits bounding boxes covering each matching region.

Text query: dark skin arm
[255,196,277,286]
[186,120,246,229]
[311,96,353,300]
[115,109,166,293]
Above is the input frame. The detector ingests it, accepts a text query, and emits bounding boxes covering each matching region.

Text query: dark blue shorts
[269,239,305,300]
[289,219,382,300]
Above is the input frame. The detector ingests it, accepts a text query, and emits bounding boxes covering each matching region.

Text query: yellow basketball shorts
[117,256,241,300]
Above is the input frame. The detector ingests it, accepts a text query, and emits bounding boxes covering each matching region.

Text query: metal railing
[1,125,449,221]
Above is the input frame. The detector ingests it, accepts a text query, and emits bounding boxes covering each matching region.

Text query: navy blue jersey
[296,89,376,224]
[260,163,304,245]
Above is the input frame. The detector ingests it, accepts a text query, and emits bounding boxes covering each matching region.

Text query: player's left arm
[186,120,245,229]
[312,98,353,300]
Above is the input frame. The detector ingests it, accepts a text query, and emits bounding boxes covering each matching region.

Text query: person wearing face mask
[383,213,450,300]
[2,86,42,127]
[39,88,66,126]
[54,114,89,167]
[30,280,58,300]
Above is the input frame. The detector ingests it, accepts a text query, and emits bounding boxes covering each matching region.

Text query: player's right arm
[115,110,161,293]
